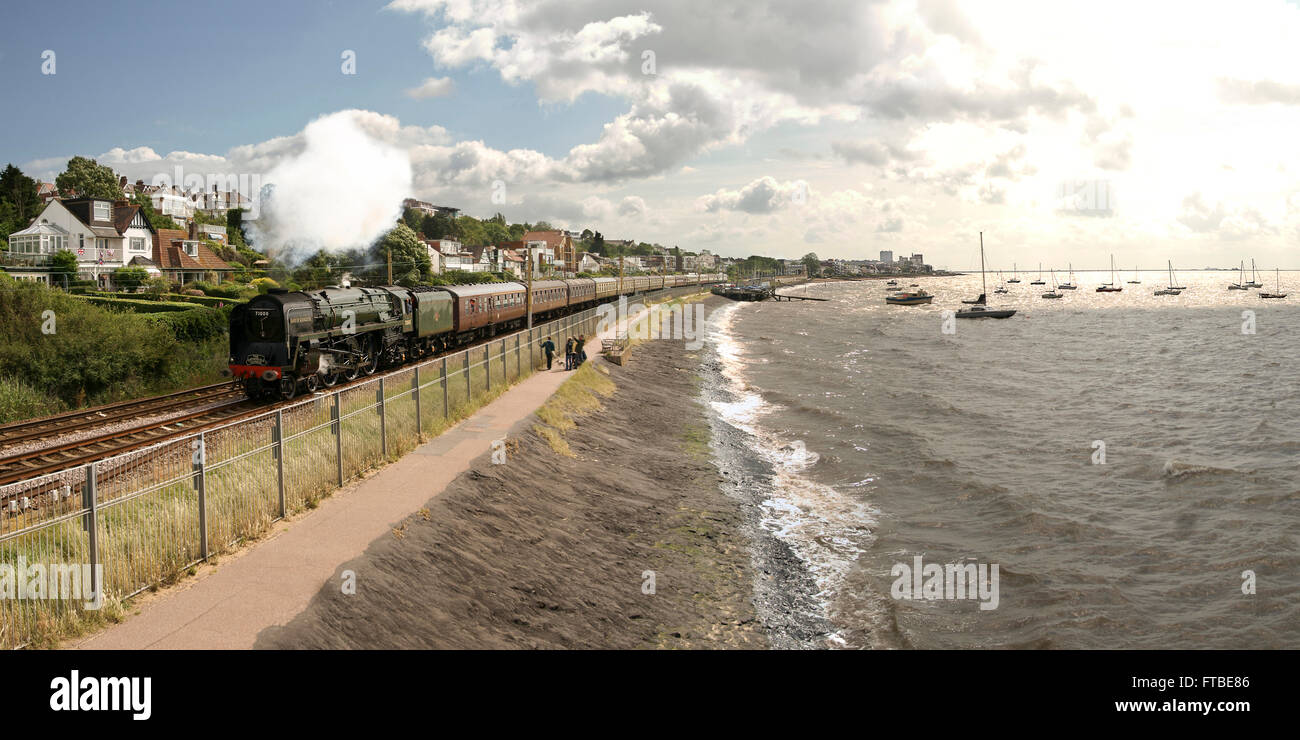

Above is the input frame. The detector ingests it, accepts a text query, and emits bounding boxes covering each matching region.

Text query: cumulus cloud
[696,176,809,214]
[405,76,456,99]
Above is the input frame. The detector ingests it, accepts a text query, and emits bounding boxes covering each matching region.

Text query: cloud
[405,76,456,99]
[1177,192,1272,240]
[1216,77,1300,106]
[697,176,809,213]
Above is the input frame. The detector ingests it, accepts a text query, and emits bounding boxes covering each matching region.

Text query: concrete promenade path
[73,318,626,649]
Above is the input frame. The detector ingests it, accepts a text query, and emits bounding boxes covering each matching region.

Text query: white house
[5,197,156,288]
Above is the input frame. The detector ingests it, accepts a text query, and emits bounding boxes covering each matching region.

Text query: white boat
[1245,259,1263,288]
[1030,262,1045,285]
[1228,261,1247,290]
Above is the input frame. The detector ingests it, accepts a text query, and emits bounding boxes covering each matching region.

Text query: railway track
[0,382,242,449]
[0,396,260,486]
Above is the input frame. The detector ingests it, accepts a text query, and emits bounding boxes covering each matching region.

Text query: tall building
[879,250,893,263]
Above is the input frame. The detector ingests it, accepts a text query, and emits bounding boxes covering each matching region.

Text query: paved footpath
[74,322,621,649]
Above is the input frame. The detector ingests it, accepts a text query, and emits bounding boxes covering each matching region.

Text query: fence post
[501,338,508,385]
[441,356,449,418]
[378,377,387,458]
[333,392,343,486]
[414,366,422,441]
[464,351,471,401]
[516,333,522,378]
[195,431,208,560]
[84,463,98,598]
[274,409,285,518]
[485,344,492,392]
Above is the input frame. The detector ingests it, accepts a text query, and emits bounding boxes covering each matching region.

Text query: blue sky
[0,0,622,164]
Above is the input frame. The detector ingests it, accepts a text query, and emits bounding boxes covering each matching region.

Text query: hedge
[73,295,198,313]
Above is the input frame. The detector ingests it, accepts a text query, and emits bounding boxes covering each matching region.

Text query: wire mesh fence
[0,303,614,649]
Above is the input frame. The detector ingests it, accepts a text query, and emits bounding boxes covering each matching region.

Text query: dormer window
[93,201,109,221]
[183,240,199,257]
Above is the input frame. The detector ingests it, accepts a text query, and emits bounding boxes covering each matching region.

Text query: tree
[802,252,821,277]
[532,220,554,232]
[51,249,79,278]
[456,215,487,247]
[111,266,149,291]
[55,156,123,200]
[371,223,431,286]
[402,207,424,232]
[482,221,509,245]
[0,164,42,240]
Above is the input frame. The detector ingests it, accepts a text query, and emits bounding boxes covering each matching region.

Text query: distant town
[0,157,935,295]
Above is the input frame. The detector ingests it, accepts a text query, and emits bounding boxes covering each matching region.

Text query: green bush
[251,277,279,293]
[144,306,230,342]
[0,377,59,424]
[0,275,188,405]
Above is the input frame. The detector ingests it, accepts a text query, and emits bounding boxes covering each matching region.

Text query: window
[93,202,109,221]
[130,237,145,253]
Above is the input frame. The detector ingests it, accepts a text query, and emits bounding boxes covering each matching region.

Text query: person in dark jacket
[575,335,587,366]
[564,337,576,370]
[540,337,556,370]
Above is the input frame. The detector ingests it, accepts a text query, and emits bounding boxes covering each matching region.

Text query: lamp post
[525,243,533,330]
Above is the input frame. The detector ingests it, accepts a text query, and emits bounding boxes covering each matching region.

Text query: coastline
[257,328,768,649]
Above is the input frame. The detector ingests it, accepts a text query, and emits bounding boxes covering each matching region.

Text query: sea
[700,270,1300,649]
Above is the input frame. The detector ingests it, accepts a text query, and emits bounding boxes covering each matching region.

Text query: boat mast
[980,231,987,298]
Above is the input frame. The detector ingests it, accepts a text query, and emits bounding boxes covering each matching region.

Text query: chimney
[119,175,127,187]
[188,221,198,240]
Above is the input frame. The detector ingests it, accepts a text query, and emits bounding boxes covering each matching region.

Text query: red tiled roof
[522,230,568,249]
[152,229,234,271]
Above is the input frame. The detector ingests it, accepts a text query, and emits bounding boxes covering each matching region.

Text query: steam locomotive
[228,274,726,400]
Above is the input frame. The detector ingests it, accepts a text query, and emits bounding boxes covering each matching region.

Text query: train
[228,273,727,400]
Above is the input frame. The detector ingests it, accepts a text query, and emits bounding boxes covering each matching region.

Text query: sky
[5,0,1300,270]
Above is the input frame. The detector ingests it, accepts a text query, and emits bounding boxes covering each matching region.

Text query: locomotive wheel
[320,371,339,387]
[278,378,298,401]
[305,374,321,393]
[344,364,360,382]
[362,343,380,375]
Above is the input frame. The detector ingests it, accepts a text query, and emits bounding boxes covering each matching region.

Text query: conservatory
[4,220,69,266]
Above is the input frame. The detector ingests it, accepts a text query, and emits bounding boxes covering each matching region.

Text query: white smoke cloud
[246,110,413,265]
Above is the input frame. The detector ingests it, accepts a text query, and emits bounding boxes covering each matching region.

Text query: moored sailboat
[1154,260,1181,295]
[1260,268,1288,299]
[1058,263,1078,289]
[957,233,1016,319]
[1030,262,1045,285]
[1041,270,1062,299]
[1097,254,1123,292]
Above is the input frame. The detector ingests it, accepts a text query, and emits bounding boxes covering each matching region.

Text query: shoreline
[257,327,768,649]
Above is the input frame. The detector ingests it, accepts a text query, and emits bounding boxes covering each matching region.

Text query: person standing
[564,336,576,370]
[540,336,556,370]
[575,335,587,366]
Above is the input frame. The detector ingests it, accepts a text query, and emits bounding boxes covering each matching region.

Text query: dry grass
[533,362,616,454]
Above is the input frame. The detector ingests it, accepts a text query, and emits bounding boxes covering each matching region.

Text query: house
[193,222,227,245]
[152,228,235,285]
[498,248,526,277]
[402,198,460,219]
[4,197,156,288]
[150,186,198,221]
[36,182,58,204]
[577,252,601,273]
[198,186,250,214]
[522,230,574,274]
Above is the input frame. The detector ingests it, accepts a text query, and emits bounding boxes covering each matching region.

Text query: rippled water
[706,274,1300,649]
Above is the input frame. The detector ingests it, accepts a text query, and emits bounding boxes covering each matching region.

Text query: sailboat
[1245,259,1263,288]
[1058,263,1078,290]
[957,233,1016,319]
[1228,261,1247,290]
[1041,270,1063,299]
[1127,265,1140,284]
[1167,261,1186,290]
[1096,254,1123,292]
[1154,260,1181,295]
[994,270,1009,294]
[1260,268,1287,299]
[1006,263,1020,283]
[1030,262,1046,285]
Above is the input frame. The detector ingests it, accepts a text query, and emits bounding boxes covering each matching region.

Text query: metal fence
[0,296,649,648]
